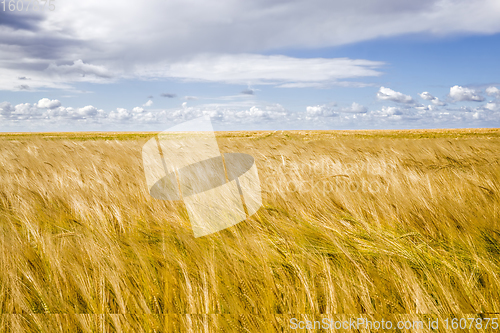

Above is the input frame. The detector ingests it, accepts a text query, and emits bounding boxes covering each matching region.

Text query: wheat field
[0,129,499,332]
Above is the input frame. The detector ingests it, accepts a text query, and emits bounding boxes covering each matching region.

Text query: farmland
[0,129,499,332]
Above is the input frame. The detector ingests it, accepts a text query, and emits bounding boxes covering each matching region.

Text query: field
[0,129,499,332]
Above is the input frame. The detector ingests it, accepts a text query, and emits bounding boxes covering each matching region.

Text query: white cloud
[449,85,484,102]
[432,99,446,106]
[341,102,368,113]
[1,100,102,121]
[143,100,154,107]
[13,103,40,117]
[0,103,43,120]
[142,54,384,86]
[2,0,500,92]
[3,94,500,131]
[378,106,404,116]
[420,92,435,101]
[419,92,446,106]
[39,0,500,62]
[167,101,291,124]
[306,105,338,117]
[184,96,198,101]
[306,102,367,115]
[377,87,413,103]
[109,108,132,121]
[486,86,500,97]
[232,104,290,121]
[0,102,13,117]
[45,105,101,119]
[485,102,500,111]
[37,98,62,109]
[415,104,438,111]
[78,105,98,116]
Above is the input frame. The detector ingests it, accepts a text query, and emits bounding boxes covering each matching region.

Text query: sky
[1,0,500,132]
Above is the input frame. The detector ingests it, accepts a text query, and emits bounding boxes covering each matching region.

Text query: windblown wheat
[0,129,499,332]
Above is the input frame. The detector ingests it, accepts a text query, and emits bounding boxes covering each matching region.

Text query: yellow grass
[0,129,499,332]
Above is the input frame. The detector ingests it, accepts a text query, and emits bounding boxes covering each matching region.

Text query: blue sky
[1,0,500,131]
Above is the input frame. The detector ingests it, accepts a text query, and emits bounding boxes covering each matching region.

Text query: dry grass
[0,129,499,332]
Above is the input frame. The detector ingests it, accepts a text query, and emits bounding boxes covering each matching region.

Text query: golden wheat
[0,129,499,332]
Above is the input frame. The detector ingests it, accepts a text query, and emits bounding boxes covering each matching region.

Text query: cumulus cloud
[143,100,153,107]
[484,102,500,111]
[105,107,157,123]
[419,92,446,106]
[377,106,404,116]
[0,102,42,120]
[15,103,43,118]
[37,98,61,109]
[340,102,368,113]
[419,92,434,100]
[167,101,291,124]
[486,86,500,97]
[77,105,98,117]
[109,108,132,121]
[449,85,484,102]
[415,104,438,111]
[306,105,338,117]
[377,87,413,103]
[0,102,13,117]
[2,96,500,131]
[44,105,101,119]
[231,104,290,122]
[306,102,368,117]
